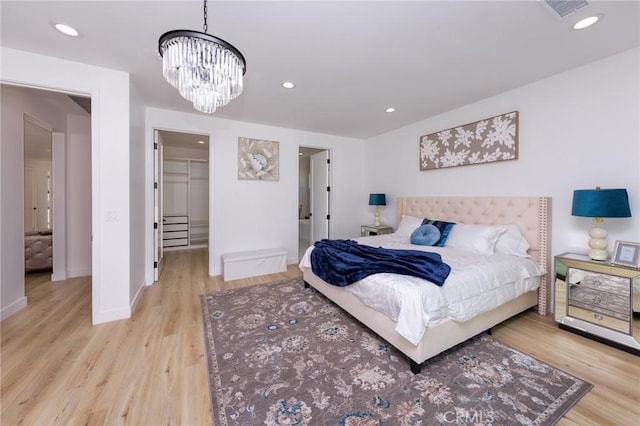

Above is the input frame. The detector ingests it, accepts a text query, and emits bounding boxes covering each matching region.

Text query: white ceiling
[159,129,210,149]
[1,1,638,139]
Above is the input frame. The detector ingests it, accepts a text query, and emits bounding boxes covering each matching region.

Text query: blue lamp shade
[571,188,632,218]
[368,193,386,206]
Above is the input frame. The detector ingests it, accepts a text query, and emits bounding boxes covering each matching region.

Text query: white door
[51,131,67,282]
[310,150,330,243]
[153,130,164,281]
[25,168,51,231]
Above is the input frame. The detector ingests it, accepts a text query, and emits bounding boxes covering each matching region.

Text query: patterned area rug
[200,279,592,425]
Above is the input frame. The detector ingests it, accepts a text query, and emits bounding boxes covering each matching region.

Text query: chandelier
[158,0,246,114]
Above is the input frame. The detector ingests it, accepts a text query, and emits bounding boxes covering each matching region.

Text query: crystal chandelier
[158,0,246,114]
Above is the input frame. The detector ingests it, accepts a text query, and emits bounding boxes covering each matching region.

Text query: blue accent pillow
[424,218,456,246]
[410,224,441,246]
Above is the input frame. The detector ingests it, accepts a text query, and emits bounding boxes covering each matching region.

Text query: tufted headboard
[397,196,552,315]
[25,232,53,273]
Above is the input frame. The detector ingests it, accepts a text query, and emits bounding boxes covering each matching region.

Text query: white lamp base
[373,207,381,227]
[588,225,608,261]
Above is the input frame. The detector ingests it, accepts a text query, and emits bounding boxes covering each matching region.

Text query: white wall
[1,47,132,323]
[129,82,146,307]
[66,113,92,277]
[145,107,366,282]
[5,46,635,323]
[1,85,30,318]
[365,48,640,259]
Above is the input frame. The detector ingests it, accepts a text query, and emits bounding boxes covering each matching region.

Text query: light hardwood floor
[2,248,638,425]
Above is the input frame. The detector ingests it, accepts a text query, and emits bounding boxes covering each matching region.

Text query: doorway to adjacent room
[298,147,331,260]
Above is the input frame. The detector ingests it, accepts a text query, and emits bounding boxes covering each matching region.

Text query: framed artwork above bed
[419,111,519,171]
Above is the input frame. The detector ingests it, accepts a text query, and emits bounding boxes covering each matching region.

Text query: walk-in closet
[160,130,209,251]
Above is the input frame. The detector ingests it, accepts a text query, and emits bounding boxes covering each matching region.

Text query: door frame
[51,131,67,281]
[153,129,164,281]
[298,146,332,248]
[147,126,212,283]
[1,49,135,324]
[310,149,331,242]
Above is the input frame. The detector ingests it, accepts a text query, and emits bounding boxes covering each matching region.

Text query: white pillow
[494,224,531,257]
[444,223,507,255]
[394,215,424,237]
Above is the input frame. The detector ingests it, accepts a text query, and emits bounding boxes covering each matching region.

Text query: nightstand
[361,225,393,236]
[554,253,640,355]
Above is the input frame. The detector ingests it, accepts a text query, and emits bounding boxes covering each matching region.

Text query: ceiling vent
[542,0,589,19]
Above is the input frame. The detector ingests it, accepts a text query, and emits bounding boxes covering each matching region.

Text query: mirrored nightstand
[554,252,640,355]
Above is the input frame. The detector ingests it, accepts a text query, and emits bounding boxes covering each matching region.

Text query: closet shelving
[162,158,209,250]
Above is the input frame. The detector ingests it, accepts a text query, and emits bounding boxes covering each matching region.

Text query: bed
[25,230,53,273]
[299,196,551,373]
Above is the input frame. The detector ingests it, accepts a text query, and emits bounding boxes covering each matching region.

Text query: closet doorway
[153,130,210,281]
[298,147,331,260]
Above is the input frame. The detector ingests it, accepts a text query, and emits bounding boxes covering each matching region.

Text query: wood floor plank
[2,249,638,425]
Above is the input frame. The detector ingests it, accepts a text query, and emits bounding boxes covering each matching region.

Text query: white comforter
[299,234,546,345]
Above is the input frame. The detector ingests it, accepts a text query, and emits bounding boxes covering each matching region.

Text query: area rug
[200,279,592,425]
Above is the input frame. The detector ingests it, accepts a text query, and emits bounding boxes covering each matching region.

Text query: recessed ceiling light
[198,140,206,144]
[54,23,79,37]
[385,107,396,113]
[573,15,599,30]
[282,81,295,89]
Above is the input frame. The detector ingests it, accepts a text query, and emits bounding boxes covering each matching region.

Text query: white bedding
[299,234,546,345]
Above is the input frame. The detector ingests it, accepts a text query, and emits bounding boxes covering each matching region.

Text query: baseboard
[0,296,28,321]
[51,271,67,282]
[92,306,131,324]
[129,279,146,315]
[67,267,92,278]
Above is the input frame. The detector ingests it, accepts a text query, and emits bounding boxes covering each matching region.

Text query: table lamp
[571,187,631,261]
[368,193,386,227]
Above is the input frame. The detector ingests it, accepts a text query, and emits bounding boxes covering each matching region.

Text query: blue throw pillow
[424,218,456,246]
[410,224,441,246]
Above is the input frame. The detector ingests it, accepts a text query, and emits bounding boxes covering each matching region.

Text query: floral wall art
[419,111,519,171]
[238,137,280,181]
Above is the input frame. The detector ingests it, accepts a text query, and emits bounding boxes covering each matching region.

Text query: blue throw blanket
[310,239,451,287]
